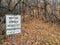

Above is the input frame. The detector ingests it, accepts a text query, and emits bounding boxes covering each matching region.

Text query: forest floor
[2,18,60,45]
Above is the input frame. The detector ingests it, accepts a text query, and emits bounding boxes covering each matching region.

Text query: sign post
[12,34,15,45]
[6,15,21,45]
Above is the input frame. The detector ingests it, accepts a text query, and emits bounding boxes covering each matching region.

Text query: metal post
[12,34,16,45]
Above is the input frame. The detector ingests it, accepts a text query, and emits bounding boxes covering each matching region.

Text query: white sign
[6,15,21,35]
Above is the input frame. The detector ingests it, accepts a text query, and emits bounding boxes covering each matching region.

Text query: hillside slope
[4,19,60,45]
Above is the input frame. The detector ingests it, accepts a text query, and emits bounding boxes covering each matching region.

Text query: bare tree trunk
[0,0,1,3]
[22,2,26,22]
[43,0,47,19]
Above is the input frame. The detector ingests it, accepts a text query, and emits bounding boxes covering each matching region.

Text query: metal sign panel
[6,15,21,35]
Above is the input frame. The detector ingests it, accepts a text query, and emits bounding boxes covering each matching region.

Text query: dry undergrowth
[2,18,60,45]
[0,6,60,45]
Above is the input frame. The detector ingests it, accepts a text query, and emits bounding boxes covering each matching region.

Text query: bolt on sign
[6,15,21,35]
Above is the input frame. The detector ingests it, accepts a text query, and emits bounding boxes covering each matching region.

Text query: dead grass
[2,18,60,45]
[0,6,60,45]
